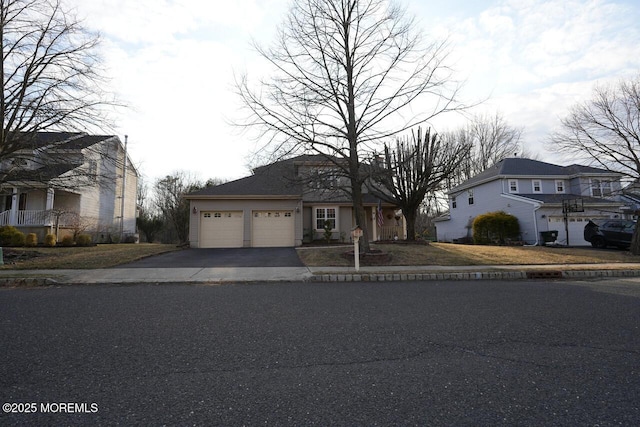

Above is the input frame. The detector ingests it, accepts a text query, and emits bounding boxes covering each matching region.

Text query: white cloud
[62,0,640,180]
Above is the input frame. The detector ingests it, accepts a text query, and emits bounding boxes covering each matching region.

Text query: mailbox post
[351,226,363,271]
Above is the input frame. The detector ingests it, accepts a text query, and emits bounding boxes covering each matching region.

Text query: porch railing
[378,225,404,241]
[17,210,49,226]
[0,211,10,226]
[0,210,78,227]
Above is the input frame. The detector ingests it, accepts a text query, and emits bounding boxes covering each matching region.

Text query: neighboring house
[185,155,404,248]
[434,157,627,246]
[0,132,138,242]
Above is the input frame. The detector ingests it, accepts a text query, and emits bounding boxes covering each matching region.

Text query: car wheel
[591,237,606,248]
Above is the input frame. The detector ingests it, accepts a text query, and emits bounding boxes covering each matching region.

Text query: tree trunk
[404,209,417,241]
[351,176,371,253]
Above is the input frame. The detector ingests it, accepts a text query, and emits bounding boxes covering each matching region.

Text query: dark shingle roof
[454,157,619,191]
[187,158,303,197]
[514,193,622,205]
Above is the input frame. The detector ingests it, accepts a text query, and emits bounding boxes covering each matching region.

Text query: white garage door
[548,216,607,246]
[252,211,295,247]
[200,211,244,248]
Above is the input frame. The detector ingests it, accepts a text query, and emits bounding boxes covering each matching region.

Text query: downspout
[525,203,542,246]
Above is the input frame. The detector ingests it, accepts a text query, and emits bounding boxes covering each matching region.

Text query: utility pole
[120,135,128,241]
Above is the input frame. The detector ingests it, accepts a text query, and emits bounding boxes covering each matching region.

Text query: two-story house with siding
[185,155,404,248]
[434,157,626,246]
[0,132,138,243]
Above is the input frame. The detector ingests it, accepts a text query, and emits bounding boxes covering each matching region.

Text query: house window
[591,179,612,197]
[555,180,565,194]
[203,212,211,218]
[214,212,222,218]
[18,193,27,210]
[315,207,337,230]
[451,196,457,209]
[532,180,542,193]
[468,189,474,205]
[508,179,518,193]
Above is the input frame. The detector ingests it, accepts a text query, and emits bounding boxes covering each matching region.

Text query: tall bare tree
[153,172,203,244]
[369,127,470,240]
[549,75,640,254]
[0,0,118,178]
[446,112,524,185]
[236,0,464,252]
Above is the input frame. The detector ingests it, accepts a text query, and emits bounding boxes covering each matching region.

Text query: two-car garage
[197,210,296,248]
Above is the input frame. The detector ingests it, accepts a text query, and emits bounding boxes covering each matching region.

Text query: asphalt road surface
[1,279,639,426]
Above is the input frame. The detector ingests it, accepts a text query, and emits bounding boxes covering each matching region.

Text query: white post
[354,236,360,272]
[9,187,18,225]
[351,226,363,272]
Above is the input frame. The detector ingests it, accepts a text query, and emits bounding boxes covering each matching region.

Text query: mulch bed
[341,249,392,265]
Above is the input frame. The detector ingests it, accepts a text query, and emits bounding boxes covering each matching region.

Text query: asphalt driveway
[116,247,304,268]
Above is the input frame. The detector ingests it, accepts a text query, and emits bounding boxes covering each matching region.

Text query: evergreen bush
[472,211,520,244]
[76,234,92,246]
[44,234,57,247]
[61,235,75,247]
[0,226,25,246]
[25,233,38,247]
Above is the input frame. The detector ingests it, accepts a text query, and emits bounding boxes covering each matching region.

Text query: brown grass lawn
[296,242,640,267]
[1,244,180,270]
[3,242,637,270]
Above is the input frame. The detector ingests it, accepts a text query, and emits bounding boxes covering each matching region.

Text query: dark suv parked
[583,219,636,248]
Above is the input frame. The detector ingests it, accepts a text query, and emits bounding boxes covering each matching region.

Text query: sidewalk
[1,263,640,286]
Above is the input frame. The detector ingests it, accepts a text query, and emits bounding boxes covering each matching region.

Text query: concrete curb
[1,268,639,287]
[308,269,640,282]
[0,277,60,287]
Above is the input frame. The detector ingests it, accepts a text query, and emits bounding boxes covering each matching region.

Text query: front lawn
[296,242,640,267]
[1,244,180,269]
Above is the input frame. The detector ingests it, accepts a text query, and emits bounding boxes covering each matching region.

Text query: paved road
[1,279,639,425]
[116,247,305,268]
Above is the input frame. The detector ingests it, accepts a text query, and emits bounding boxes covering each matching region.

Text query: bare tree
[446,112,524,185]
[0,0,119,183]
[549,75,640,253]
[369,127,470,240]
[153,172,203,244]
[235,0,464,252]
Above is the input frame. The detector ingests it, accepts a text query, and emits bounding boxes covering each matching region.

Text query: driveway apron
[115,247,304,268]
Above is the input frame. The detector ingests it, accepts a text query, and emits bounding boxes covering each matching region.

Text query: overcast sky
[69,0,640,184]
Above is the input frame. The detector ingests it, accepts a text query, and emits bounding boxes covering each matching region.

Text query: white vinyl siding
[532,180,542,193]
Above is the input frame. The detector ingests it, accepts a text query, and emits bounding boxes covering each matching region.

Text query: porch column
[45,188,55,226]
[9,187,18,225]
[371,208,378,241]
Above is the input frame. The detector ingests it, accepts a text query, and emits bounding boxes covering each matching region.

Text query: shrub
[25,233,38,247]
[0,225,24,246]
[323,220,333,243]
[44,234,57,247]
[76,234,92,246]
[61,235,75,247]
[473,211,520,245]
[10,231,25,247]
